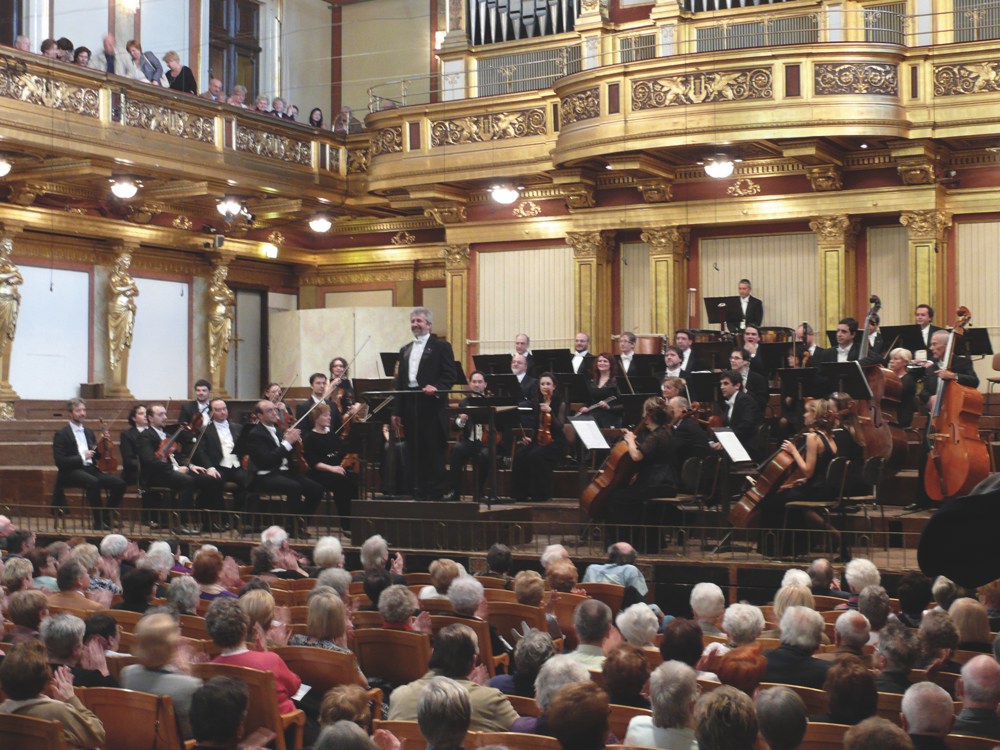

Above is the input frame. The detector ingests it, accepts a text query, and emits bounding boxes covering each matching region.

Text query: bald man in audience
[819,610,872,666]
[954,655,1000,740]
[901,682,954,750]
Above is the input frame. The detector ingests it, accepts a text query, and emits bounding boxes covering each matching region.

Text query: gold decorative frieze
[560,88,600,126]
[810,215,859,243]
[430,108,546,147]
[900,210,951,240]
[235,125,312,166]
[267,231,285,245]
[303,264,444,286]
[897,157,935,185]
[123,100,215,143]
[806,165,843,192]
[933,61,1000,97]
[391,230,416,245]
[371,126,404,156]
[424,205,467,225]
[0,63,99,117]
[443,244,471,269]
[125,202,164,224]
[512,200,542,218]
[562,184,595,209]
[632,67,772,109]
[726,178,761,197]
[347,147,370,174]
[814,63,897,96]
[567,230,614,258]
[635,178,673,203]
[172,216,193,230]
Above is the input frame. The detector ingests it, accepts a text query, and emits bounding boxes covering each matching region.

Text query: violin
[536,409,554,446]
[155,422,194,462]
[95,418,118,473]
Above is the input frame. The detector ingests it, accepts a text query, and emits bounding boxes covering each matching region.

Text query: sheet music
[571,419,612,451]
[711,428,752,463]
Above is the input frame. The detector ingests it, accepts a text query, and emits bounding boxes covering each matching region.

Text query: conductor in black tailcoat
[391,306,457,501]
[726,278,764,332]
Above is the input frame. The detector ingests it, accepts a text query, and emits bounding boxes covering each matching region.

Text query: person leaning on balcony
[162,50,197,95]
[88,34,144,81]
[126,40,163,86]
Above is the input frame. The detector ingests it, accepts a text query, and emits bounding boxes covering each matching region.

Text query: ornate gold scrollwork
[562,184,595,209]
[443,244,471,269]
[391,230,416,245]
[897,157,936,185]
[900,210,951,240]
[806,165,843,192]
[430,108,546,147]
[123,100,215,143]
[814,63,898,95]
[632,67,772,109]
[934,60,1000,97]
[371,126,404,156]
[560,88,600,126]
[809,215,860,243]
[512,200,542,217]
[125,202,165,224]
[347,147,370,174]
[235,125,312,165]
[635,178,673,203]
[726,178,761,197]
[424,205,468,225]
[172,216,193,230]
[0,66,99,117]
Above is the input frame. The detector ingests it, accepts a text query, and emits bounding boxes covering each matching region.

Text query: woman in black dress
[510,373,567,501]
[887,347,918,428]
[302,403,356,530]
[162,50,197,95]
[576,352,622,428]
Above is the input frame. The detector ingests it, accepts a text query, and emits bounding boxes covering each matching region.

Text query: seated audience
[860,585,893,644]
[27,547,58,591]
[843,558,881,610]
[782,569,811,588]
[289,588,365,685]
[87,34,142,78]
[949,597,993,652]
[226,84,247,108]
[715,644,766,696]
[918,609,962,673]
[193,548,236,601]
[821,654,878,724]
[510,654,589,734]
[319,683,372,728]
[2,556,32,592]
[121,613,203,738]
[313,535,344,571]
[818,609,872,666]
[71,543,120,597]
[874,623,919,694]
[448,575,508,659]
[0,641,106,750]
[119,567,158,613]
[2,589,48,645]
[420,558,462,600]
[584,542,650,606]
[126,39,162,85]
[901,681,954,750]
[703,602,765,663]
[548,681,611,750]
[625,660,698,750]
[690,582,725,635]
[546,557,580,593]
[602,642,651,708]
[568,599,613,669]
[762,606,830,689]
[72,46,90,65]
[481,542,513,584]
[694,685,759,750]
[260,526,309,577]
[359,567,391,610]
[844,717,914,750]
[808,558,849,599]
[378,584,430,632]
[42,613,117,687]
[954,654,1000,740]
[762,584,824,641]
[661,617,718,681]
[977,577,1000,631]
[83,613,123,657]
[755,686,808,750]
[356,533,406,584]
[314,720,392,750]
[489,628,555,698]
[417,676,471,750]
[189,676,249,750]
[616,603,659,648]
[897,571,933,628]
[163,50,197,94]
[540,543,570,571]
[513,570,562,638]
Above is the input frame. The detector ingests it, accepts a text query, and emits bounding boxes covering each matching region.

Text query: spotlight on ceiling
[0,158,12,178]
[309,214,333,233]
[703,156,736,179]
[110,176,140,199]
[261,243,279,259]
[216,196,244,218]
[491,183,521,205]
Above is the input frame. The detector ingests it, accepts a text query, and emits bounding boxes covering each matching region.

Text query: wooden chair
[505,693,541,717]
[352,628,432,687]
[405,572,433,586]
[946,734,1000,750]
[351,610,384,629]
[429,615,509,677]
[478,576,509,590]
[178,614,208,640]
[590,669,606,688]
[106,609,144,631]
[875,691,903,725]
[703,633,728,645]
[77,687,186,750]
[799,721,850,750]
[474,732,561,749]
[782,456,850,554]
[371,719,426,748]
[820,609,844,625]
[271,645,382,719]
[105,654,140,683]
[117,630,136,653]
[697,677,722,693]
[578,582,626,616]
[483,587,518,602]
[486,600,548,643]
[190,662,306,750]
[952,649,983,665]
[759,605,776,623]
[545,591,588,648]
[419,597,455,614]
[642,646,663,670]
[812,595,848,611]
[759,682,829,716]
[608,704,652,742]
[0,713,69,750]
[287,605,309,624]
[755,637,781,651]
[46,605,95,619]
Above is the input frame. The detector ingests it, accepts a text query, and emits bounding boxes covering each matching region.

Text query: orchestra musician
[510,372,567,502]
[674,330,697,372]
[728,348,769,413]
[717,369,761,456]
[119,403,148,486]
[577,353,623,428]
[886,348,918,429]
[727,278,764,332]
[667,396,714,477]
[741,325,768,377]
[789,323,824,366]
[192,398,249,519]
[302,402,356,531]
[328,356,364,422]
[865,313,886,356]
[812,317,885,368]
[391,306,457,502]
[661,376,686,403]
[514,333,535,376]
[616,332,637,376]
[571,332,593,374]
[179,379,212,426]
[511,354,538,401]
[661,346,689,381]
[916,304,942,349]
[443,370,491,502]
[296,372,339,431]
[52,397,127,529]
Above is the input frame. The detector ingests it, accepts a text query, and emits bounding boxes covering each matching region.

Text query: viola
[924,306,990,501]
[536,409,554,447]
[95,418,118,473]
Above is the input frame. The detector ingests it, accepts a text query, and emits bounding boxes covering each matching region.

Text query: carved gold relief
[0,65,99,117]
[443,244,470,269]
[235,125,312,165]
[424,205,467,225]
[635,178,673,204]
[123,100,215,143]
[173,216,193,230]
[632,67,772,109]
[125,202,164,224]
[897,158,936,185]
[391,230,416,245]
[726,178,761,197]
[815,63,897,95]
[8,183,43,206]
[900,210,951,240]
[0,401,13,420]
[267,230,285,245]
[806,165,843,192]
[562,184,595,209]
[347,147,370,174]
[641,227,688,252]
[371,126,404,157]
[430,108,546,147]
[560,88,600,126]
[512,200,542,218]
[567,230,613,258]
[934,61,1000,96]
[809,215,859,243]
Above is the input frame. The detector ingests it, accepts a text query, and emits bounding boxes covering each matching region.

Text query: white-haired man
[625,660,698,750]
[540,544,569,571]
[763,606,831,688]
[260,526,308,578]
[690,582,725,636]
[584,542,650,608]
[818,610,872,666]
[954,655,1000,740]
[840,557,880,610]
[902,681,954,750]
[354,533,406,584]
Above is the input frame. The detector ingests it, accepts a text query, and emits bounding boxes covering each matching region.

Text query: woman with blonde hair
[949,597,993,652]
[289,588,368,687]
[761,585,828,643]
[419,558,462,600]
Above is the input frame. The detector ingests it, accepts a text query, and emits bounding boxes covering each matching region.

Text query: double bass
[924,307,990,501]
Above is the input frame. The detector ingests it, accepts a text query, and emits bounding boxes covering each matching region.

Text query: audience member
[189,676,249,749]
[548,681,611,750]
[307,107,324,129]
[954,654,1000,739]
[378,584,430,632]
[55,37,74,61]
[421,558,462,599]
[489,628,555,698]
[755,686,808,750]
[72,542,120,596]
[72,46,90,65]
[227,84,248,107]
[167,575,200,615]
[818,609,871,665]
[821,654,878,724]
[625,660,697,750]
[260,526,309,577]
[763,606,830,688]
[584,542,649,606]
[119,567,158,613]
[660,617,718,681]
[314,720,392,750]
[49,560,106,611]
[546,558,580,594]
[715,644,766,696]
[510,654,589,734]
[949,597,993,652]
[448,575,508,659]
[42,613,116,688]
[288,588,358,662]
[616,603,659,647]
[319,683,372,728]
[901,681,954,750]
[2,556,32,592]
[126,40,162,85]
[918,609,962,673]
[83,613,122,657]
[513,570,562,638]
[843,558,881,609]
[313,535,344,569]
[357,533,406,583]
[88,34,142,78]
[163,50,197,94]
[14,35,30,53]
[704,602,764,662]
[782,568,811,588]
[332,105,362,134]
[762,585,821,640]
[568,599,613,668]
[254,94,270,113]
[193,548,236,601]
[359,567,391,610]
[602,642,650,708]
[690,582,725,635]
[930,576,960,614]
[860,585,893,643]
[540,543,570,571]
[26,547,55,592]
[897,570,933,627]
[417,676,470,750]
[40,37,59,59]
[694,685,758,750]
[844,717,914,750]
[808,558,849,599]
[977,577,1000,631]
[2,589,48,645]
[874,623,919,694]
[201,77,224,102]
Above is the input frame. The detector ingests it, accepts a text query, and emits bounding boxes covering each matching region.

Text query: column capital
[566,230,614,259]
[640,226,689,254]
[900,210,952,240]
[443,243,471,270]
[809,215,860,244]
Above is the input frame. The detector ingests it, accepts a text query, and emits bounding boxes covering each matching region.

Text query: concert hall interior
[2,0,1000,604]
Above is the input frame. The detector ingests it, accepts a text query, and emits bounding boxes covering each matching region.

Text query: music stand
[454,361,469,387]
[356,392,399,498]
[354,378,394,397]
[485,373,525,401]
[617,375,660,396]
[378,352,400,378]
[958,328,994,358]
[460,397,520,506]
[557,373,591,404]
[817,361,874,401]
[705,296,743,333]
[686,371,723,406]
[531,348,574,374]
[473,354,513,375]
[824,330,839,348]
[618,393,656,425]
[777,368,824,402]
[878,324,927,355]
[624,354,664,378]
[692,342,733,371]
[756,342,796,380]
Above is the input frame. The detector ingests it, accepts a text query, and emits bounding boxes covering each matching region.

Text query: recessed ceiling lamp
[309,214,333,233]
[704,155,737,179]
[0,158,12,178]
[261,243,279,259]
[491,183,521,205]
[216,196,243,217]
[110,176,140,199]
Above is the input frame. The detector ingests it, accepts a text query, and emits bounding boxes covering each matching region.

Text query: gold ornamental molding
[933,61,1000,97]
[806,165,843,192]
[123,98,216,144]
[371,126,404,157]
[302,263,444,286]
[814,63,898,96]
[234,123,312,166]
[424,204,468,225]
[512,200,542,218]
[347,146,370,174]
[640,226,689,253]
[900,210,952,240]
[125,202,165,225]
[172,216,193,230]
[10,238,103,265]
[809,215,860,243]
[391,230,416,245]
[897,157,936,186]
[560,88,600,126]
[631,67,772,109]
[635,178,673,203]
[726,178,761,197]
[443,244,471,270]
[329,216,438,235]
[567,230,614,259]
[0,60,99,117]
[430,108,546,147]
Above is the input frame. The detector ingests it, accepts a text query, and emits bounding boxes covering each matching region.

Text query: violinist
[577,353,623,428]
[138,403,223,532]
[603,397,677,552]
[443,370,491,502]
[729,348,769,413]
[295,373,340,431]
[328,356,364,422]
[52,397,127,529]
[510,372,567,502]
[757,397,842,547]
[179,379,212,427]
[718,370,761,456]
[660,346,689,381]
[302,402,356,531]
[788,323,824,366]
[192,398,249,518]
[661,376,686,403]
[829,392,868,496]
[264,382,292,426]
[246,400,324,520]
[667,396,713,475]
[886,348,918,429]
[119,403,148,486]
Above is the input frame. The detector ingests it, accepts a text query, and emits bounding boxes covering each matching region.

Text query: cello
[924,306,990,501]
[579,411,652,521]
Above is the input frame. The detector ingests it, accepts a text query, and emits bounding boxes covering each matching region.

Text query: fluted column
[641,226,689,338]
[900,210,951,315]
[567,231,614,352]
[810,215,860,332]
[0,224,24,417]
[105,244,138,399]
[444,244,471,366]
[208,256,236,398]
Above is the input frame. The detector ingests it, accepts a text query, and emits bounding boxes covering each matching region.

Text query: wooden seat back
[608,703,652,742]
[759,682,830,716]
[106,609,144,631]
[352,628,432,687]
[418,597,455,614]
[477,576,509,590]
[486,601,548,643]
[799,721,850,750]
[0,712,69,750]
[178,614,208,640]
[105,654,140,682]
[946,734,1000,750]
[371,719,427,748]
[351,610,384,629]
[272,645,382,720]
[482,587,518,602]
[813,595,848,611]
[505,693,541,717]
[474,732,561,749]
[77,686,185,750]
[429,615,509,677]
[578,582,625,616]
[875,691,903,725]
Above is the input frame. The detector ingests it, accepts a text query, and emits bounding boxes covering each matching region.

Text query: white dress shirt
[680,348,693,371]
[256,424,291,474]
[740,296,749,328]
[213,420,240,469]
[836,345,851,363]
[620,353,634,373]
[725,392,738,421]
[408,334,430,387]
[571,349,590,374]
[151,427,180,470]
[71,422,92,465]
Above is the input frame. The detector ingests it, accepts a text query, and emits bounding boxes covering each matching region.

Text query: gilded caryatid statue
[0,234,24,404]
[208,260,235,395]
[106,251,138,398]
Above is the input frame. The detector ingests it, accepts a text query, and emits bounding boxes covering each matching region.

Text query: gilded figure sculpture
[107,252,138,371]
[208,261,235,378]
[0,235,24,397]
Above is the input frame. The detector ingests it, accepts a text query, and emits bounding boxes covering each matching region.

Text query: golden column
[641,225,689,337]
[809,215,859,332]
[900,210,950,315]
[0,225,24,418]
[106,245,138,399]
[567,231,614,352]
[444,244,471,366]
[208,257,236,399]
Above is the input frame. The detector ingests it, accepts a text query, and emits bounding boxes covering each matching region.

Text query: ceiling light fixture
[0,158,13,178]
[704,156,736,179]
[491,183,521,205]
[110,176,140,199]
[216,196,243,218]
[309,214,333,233]
[261,243,279,259]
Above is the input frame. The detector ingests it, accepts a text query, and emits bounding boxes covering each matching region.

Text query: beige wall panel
[325,290,394,308]
[956,221,1000,388]
[477,246,575,354]
[422,286,448,335]
[621,241,652,335]
[699,233,819,332]
[867,226,909,326]
[283,0,334,119]
[341,0,432,112]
